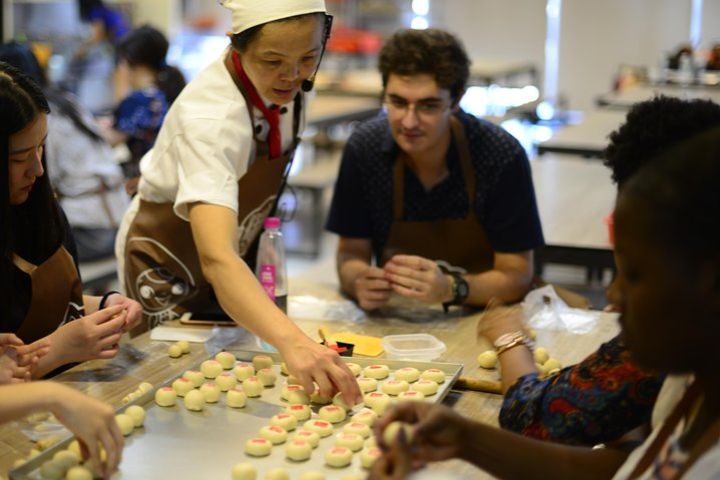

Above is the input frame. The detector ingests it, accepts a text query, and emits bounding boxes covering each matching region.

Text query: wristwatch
[442,271,469,312]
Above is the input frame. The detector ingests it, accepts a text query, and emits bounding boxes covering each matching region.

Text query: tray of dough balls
[10,349,461,480]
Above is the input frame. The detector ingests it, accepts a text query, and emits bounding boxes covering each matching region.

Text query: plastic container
[381,333,447,361]
[255,216,287,352]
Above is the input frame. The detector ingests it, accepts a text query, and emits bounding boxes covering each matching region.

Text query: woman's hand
[279,335,363,406]
[476,298,526,344]
[0,334,49,383]
[48,383,124,479]
[102,294,143,331]
[384,255,452,305]
[47,305,127,365]
[353,266,392,311]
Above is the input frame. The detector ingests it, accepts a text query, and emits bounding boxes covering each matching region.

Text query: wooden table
[0,279,619,479]
[596,84,720,111]
[530,153,616,279]
[536,110,627,158]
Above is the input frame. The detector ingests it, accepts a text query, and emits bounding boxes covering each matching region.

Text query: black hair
[379,29,470,104]
[78,0,103,21]
[604,96,720,187]
[0,41,104,143]
[0,62,63,314]
[621,126,720,261]
[230,12,327,53]
[116,25,186,105]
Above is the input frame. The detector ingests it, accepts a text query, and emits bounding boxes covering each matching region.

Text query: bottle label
[259,264,276,301]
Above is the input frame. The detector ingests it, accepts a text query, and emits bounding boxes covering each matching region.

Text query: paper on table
[522,285,600,334]
[150,325,214,343]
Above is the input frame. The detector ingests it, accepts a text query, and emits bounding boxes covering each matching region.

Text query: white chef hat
[219,0,327,35]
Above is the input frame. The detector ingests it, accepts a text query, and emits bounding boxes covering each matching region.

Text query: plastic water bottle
[255,217,287,350]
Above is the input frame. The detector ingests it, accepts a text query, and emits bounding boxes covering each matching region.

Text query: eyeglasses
[384,95,449,118]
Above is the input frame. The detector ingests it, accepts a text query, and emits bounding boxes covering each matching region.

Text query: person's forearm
[458,420,627,480]
[337,255,370,300]
[32,340,69,379]
[497,345,538,393]
[201,252,304,350]
[465,268,532,306]
[0,382,63,423]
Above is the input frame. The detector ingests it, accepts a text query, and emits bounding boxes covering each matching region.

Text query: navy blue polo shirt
[326,110,544,263]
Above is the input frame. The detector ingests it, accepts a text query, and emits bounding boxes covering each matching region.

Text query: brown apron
[380,116,494,274]
[13,246,85,343]
[123,53,301,328]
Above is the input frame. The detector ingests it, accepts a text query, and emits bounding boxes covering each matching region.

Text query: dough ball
[216,372,238,391]
[351,408,378,427]
[365,436,377,448]
[200,382,221,403]
[168,344,182,358]
[244,437,272,457]
[318,405,347,423]
[356,377,378,393]
[334,432,364,451]
[533,347,549,365]
[383,421,414,446]
[257,368,277,387]
[183,370,204,387]
[40,460,65,480]
[270,413,298,431]
[333,392,359,411]
[115,414,134,436]
[345,362,362,377]
[543,358,561,372]
[364,392,391,415]
[382,380,409,396]
[310,392,332,405]
[302,419,334,437]
[252,354,273,371]
[231,462,257,480]
[324,446,353,468]
[52,449,79,469]
[67,440,81,457]
[343,421,371,438]
[286,374,302,385]
[280,362,290,375]
[172,377,195,397]
[176,340,190,354]
[285,438,312,461]
[360,447,382,469]
[183,389,206,412]
[233,363,255,381]
[477,350,498,369]
[281,384,303,400]
[411,380,439,396]
[394,367,420,383]
[285,403,311,421]
[292,429,320,448]
[260,425,288,445]
[200,360,223,379]
[398,390,425,401]
[298,472,325,480]
[527,328,537,340]
[137,382,153,393]
[215,351,236,369]
[286,389,311,405]
[125,405,146,427]
[419,369,445,384]
[264,468,290,480]
[155,387,177,407]
[65,465,93,480]
[226,387,248,408]
[242,376,264,397]
[363,364,389,379]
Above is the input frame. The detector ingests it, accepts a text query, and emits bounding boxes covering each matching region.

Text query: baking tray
[10,349,462,479]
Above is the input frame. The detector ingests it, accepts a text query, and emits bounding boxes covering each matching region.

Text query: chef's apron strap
[449,116,477,205]
[12,254,37,274]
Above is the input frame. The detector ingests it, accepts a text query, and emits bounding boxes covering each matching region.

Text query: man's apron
[380,116,494,275]
[13,246,85,343]
[123,53,301,329]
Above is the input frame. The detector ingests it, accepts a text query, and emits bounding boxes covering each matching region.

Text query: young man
[327,29,543,311]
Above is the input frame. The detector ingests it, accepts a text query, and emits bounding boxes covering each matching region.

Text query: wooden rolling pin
[454,376,503,395]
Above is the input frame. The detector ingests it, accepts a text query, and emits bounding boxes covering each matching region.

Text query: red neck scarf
[231,51,282,159]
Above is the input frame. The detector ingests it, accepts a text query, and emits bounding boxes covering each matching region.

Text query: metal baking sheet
[11,350,462,480]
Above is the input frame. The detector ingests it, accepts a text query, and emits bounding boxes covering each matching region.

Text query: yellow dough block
[326,332,383,357]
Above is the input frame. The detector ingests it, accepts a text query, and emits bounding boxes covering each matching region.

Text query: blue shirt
[326,111,544,262]
[114,88,168,165]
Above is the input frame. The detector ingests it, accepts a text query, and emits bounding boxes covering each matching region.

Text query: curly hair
[604,96,720,187]
[379,29,470,104]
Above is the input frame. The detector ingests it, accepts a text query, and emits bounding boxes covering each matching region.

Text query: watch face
[457,280,469,297]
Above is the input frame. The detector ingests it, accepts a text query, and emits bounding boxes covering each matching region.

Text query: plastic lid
[263,217,281,229]
[381,333,446,361]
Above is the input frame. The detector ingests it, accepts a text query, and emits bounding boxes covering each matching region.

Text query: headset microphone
[301,14,333,93]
